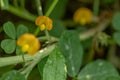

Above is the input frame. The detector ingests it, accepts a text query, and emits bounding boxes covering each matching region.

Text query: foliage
[77,60,119,80]
[59,30,83,77]
[1,22,28,54]
[1,0,120,80]
[0,70,26,80]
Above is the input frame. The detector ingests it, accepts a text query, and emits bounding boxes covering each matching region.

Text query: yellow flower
[73,7,92,25]
[17,33,40,55]
[35,16,53,31]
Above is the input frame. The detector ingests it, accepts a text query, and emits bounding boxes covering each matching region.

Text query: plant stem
[34,0,43,36]
[21,44,56,78]
[45,30,51,42]
[13,0,19,7]
[35,0,58,41]
[20,0,25,9]
[35,0,43,16]
[38,36,58,42]
[34,27,40,36]
[79,19,110,41]
[45,0,58,16]
[0,45,55,68]
[44,0,58,41]
[93,0,99,16]
[8,5,36,22]
[0,55,33,67]
[22,53,25,63]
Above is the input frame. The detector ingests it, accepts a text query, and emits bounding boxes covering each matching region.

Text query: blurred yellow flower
[73,7,92,25]
[17,33,40,55]
[35,16,53,31]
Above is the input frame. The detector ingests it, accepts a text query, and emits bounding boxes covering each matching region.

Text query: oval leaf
[0,70,25,80]
[38,57,48,78]
[43,47,66,80]
[1,39,16,54]
[17,24,28,38]
[58,30,83,77]
[113,32,120,46]
[112,12,120,31]
[3,21,16,39]
[77,60,119,80]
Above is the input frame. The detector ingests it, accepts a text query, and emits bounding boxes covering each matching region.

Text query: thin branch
[0,45,55,67]
[35,0,43,16]
[45,0,58,16]
[8,5,37,22]
[79,19,110,40]
[93,0,100,16]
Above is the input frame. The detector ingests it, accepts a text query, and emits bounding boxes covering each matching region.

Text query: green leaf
[113,32,120,46]
[49,20,66,38]
[112,12,120,31]
[17,24,28,38]
[0,65,14,76]
[77,60,119,80]
[43,47,66,80]
[0,70,25,80]
[0,0,9,10]
[28,68,41,80]
[58,30,83,77]
[45,0,68,19]
[3,21,16,39]
[38,57,48,78]
[1,39,16,54]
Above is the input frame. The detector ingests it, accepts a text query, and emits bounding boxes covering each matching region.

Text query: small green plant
[1,21,28,54]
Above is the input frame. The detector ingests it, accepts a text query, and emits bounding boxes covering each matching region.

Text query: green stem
[34,0,43,36]
[84,48,95,64]
[0,55,33,67]
[79,20,110,41]
[35,0,43,16]
[45,0,58,16]
[35,0,58,40]
[93,0,99,16]
[107,45,116,60]
[20,0,25,9]
[13,0,19,7]
[22,53,25,62]
[0,45,55,68]
[44,0,58,41]
[34,27,40,36]
[38,36,48,42]
[38,36,58,42]
[21,44,56,78]
[45,30,51,42]
[8,5,36,22]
